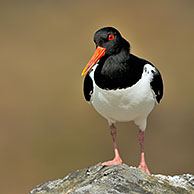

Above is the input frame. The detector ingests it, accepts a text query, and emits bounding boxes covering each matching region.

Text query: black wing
[83,73,93,102]
[150,67,163,103]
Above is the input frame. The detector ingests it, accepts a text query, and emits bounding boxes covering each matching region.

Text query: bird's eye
[108,34,114,40]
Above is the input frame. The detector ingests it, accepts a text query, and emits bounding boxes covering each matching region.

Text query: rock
[30,163,194,194]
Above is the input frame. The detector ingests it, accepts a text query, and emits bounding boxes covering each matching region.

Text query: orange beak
[81,46,106,76]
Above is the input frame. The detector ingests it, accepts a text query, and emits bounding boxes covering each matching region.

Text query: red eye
[108,34,114,40]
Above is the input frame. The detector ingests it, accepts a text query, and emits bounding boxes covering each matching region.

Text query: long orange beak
[81,46,106,76]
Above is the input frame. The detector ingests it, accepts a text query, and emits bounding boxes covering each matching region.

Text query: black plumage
[83,27,163,103]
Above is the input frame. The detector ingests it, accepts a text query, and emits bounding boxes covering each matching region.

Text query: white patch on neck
[142,64,156,81]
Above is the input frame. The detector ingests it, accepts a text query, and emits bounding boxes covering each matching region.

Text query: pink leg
[102,124,123,166]
[138,130,150,174]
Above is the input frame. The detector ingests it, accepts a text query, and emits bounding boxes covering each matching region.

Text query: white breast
[89,64,157,131]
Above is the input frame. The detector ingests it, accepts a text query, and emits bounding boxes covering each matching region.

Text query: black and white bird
[81,27,163,174]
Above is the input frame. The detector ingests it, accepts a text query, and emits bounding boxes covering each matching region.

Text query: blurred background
[0,0,194,194]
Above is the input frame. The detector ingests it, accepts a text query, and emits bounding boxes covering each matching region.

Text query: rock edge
[30,163,194,194]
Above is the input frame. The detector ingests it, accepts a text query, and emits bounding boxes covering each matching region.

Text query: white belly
[89,64,156,130]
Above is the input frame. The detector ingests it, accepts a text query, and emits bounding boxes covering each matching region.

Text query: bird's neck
[94,48,131,90]
[97,47,130,74]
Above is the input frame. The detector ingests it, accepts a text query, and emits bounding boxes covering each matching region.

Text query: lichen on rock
[30,163,194,194]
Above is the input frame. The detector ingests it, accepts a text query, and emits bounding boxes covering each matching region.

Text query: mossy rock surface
[30,163,194,194]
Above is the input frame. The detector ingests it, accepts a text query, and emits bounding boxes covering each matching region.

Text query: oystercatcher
[81,27,163,174]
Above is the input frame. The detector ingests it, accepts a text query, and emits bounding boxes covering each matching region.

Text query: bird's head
[81,27,130,76]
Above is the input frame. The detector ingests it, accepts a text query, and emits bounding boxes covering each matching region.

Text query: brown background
[0,1,194,194]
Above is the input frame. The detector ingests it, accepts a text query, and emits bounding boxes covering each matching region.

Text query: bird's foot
[138,153,151,174]
[138,162,151,174]
[102,156,122,166]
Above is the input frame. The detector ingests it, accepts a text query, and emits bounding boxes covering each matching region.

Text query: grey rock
[30,163,194,194]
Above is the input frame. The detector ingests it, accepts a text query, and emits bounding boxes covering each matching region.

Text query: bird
[81,27,163,174]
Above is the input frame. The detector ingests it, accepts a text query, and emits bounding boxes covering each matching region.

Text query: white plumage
[89,64,157,131]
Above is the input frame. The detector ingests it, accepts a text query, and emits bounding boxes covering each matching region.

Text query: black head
[81,27,130,76]
[93,27,130,56]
